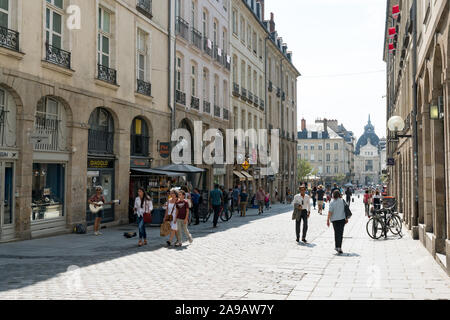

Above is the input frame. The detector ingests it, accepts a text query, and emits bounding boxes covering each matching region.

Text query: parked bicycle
[366,202,402,239]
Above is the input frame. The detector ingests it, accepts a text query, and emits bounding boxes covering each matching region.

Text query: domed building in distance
[354,116,386,187]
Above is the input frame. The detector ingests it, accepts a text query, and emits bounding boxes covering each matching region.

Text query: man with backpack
[191,188,201,225]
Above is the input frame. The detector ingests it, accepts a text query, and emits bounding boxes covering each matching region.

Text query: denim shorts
[96,209,104,219]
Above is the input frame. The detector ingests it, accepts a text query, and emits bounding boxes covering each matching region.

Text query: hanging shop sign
[159,142,170,159]
[242,160,250,171]
[130,158,151,168]
[0,150,18,159]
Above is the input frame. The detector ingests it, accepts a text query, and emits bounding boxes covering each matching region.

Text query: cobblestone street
[0,201,449,300]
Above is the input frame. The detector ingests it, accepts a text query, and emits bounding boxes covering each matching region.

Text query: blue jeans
[137,216,147,240]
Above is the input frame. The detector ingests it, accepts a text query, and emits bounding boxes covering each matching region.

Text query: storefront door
[0,162,14,237]
[87,169,115,224]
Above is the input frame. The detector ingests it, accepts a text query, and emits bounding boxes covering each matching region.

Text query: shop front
[0,150,16,241]
[213,165,226,187]
[86,158,115,224]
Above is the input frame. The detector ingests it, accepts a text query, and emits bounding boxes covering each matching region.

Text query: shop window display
[32,163,65,221]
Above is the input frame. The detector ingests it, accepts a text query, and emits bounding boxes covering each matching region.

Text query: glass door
[86,169,114,224]
[0,162,13,230]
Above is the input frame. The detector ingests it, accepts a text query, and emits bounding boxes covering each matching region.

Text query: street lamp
[388,116,412,139]
[430,97,444,120]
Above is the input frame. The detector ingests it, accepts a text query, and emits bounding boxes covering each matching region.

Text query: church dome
[355,116,380,155]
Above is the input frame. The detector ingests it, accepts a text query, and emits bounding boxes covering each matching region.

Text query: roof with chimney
[297,122,341,140]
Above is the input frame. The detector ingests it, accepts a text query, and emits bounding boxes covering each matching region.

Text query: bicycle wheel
[203,208,213,223]
[220,208,232,222]
[387,215,402,235]
[366,217,384,239]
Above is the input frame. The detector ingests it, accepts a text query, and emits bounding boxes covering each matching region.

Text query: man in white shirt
[292,185,311,243]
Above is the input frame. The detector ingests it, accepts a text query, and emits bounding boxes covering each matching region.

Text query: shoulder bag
[344,199,352,219]
[143,200,153,224]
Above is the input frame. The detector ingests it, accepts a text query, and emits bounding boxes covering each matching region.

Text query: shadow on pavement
[0,204,293,293]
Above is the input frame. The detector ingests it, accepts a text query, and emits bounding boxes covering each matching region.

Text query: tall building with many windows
[0,0,173,241]
[174,0,231,190]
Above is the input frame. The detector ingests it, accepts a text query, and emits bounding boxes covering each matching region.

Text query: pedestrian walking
[256,187,265,215]
[265,191,271,210]
[176,190,193,245]
[292,185,311,243]
[345,187,353,207]
[239,189,249,217]
[327,190,348,255]
[363,189,371,217]
[191,188,201,225]
[232,185,240,214]
[164,189,180,247]
[317,185,325,215]
[331,183,339,195]
[373,189,382,210]
[311,186,317,210]
[209,184,223,228]
[133,187,153,247]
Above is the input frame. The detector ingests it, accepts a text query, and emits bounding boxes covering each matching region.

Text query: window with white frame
[176,55,182,91]
[0,0,9,29]
[46,0,64,48]
[202,10,208,38]
[137,29,147,81]
[191,64,196,97]
[98,6,111,67]
[202,68,209,100]
[240,61,245,87]
[232,8,237,35]
[191,1,196,28]
[247,23,251,48]
[213,76,218,105]
[213,20,218,45]
[240,16,245,41]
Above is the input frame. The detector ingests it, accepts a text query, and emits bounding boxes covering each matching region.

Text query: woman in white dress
[164,189,180,247]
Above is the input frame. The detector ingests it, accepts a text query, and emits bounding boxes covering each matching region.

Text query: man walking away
[316,185,325,215]
[232,185,240,214]
[311,186,317,210]
[210,184,223,228]
[191,188,201,225]
[345,187,353,207]
[239,189,249,217]
[292,185,311,243]
[256,187,266,215]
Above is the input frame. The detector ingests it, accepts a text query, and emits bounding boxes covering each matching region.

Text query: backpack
[74,224,86,234]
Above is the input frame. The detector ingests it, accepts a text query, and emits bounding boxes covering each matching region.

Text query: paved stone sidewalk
[0,201,448,300]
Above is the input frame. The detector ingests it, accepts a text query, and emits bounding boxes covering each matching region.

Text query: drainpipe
[168,0,176,143]
[264,36,269,193]
[412,0,419,228]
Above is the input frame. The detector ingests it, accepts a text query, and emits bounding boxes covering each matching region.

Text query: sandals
[175,242,182,247]
[138,240,143,247]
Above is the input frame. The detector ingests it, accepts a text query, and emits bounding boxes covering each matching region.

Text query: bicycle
[366,206,402,239]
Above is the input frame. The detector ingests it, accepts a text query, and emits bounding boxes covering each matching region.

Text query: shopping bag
[143,212,152,224]
[160,221,171,237]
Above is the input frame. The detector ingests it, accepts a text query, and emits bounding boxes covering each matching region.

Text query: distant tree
[297,159,318,183]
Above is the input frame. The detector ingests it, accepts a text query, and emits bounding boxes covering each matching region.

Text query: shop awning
[131,168,186,177]
[233,171,246,181]
[241,171,254,181]
[154,164,206,173]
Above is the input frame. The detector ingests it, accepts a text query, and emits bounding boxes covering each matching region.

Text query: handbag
[166,203,176,222]
[143,200,152,224]
[344,200,352,219]
[160,221,171,237]
[292,207,301,220]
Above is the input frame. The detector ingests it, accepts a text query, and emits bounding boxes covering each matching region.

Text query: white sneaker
[98,231,103,235]
[94,231,99,236]
[189,238,193,244]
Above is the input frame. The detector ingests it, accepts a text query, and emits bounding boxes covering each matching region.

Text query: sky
[264,0,388,140]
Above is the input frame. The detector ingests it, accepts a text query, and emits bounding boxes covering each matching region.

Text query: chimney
[257,0,265,21]
[269,12,275,33]
[324,118,328,133]
[301,118,306,131]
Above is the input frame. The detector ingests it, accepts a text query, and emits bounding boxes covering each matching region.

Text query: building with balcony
[174,0,231,190]
[383,0,449,274]
[0,0,172,241]
[263,7,300,201]
[230,0,267,195]
[297,119,354,187]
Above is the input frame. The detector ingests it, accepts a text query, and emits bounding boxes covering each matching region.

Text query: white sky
[264,0,387,140]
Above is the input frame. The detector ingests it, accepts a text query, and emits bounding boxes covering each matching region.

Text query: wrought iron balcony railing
[203,101,211,114]
[191,28,202,50]
[191,96,200,110]
[34,116,60,152]
[136,0,152,19]
[98,64,117,85]
[241,88,247,100]
[88,129,114,154]
[0,26,19,52]
[214,105,221,118]
[248,91,253,103]
[203,37,213,57]
[137,79,152,96]
[232,83,240,96]
[45,43,71,69]
[176,90,186,105]
[176,16,189,41]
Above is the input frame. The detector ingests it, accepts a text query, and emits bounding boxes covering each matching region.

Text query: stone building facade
[0,0,172,241]
[174,0,232,191]
[297,119,354,186]
[263,8,300,201]
[383,0,449,274]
